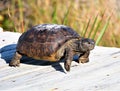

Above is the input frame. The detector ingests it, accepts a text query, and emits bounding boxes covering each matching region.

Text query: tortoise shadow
[0,44,17,63]
[21,57,66,73]
[0,44,66,73]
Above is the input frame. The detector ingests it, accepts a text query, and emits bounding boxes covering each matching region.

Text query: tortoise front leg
[9,52,22,67]
[78,51,90,63]
[64,48,74,72]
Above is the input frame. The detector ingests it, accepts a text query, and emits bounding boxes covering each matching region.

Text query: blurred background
[0,0,120,47]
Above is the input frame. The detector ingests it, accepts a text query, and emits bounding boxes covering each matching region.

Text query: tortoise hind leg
[9,52,22,67]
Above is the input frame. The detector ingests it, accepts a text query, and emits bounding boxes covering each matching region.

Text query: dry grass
[0,0,120,47]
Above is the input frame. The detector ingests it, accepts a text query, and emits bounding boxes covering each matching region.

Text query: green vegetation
[0,0,120,47]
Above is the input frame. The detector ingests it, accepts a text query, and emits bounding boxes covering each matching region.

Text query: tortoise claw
[64,61,71,72]
[65,64,70,72]
[79,58,89,64]
[9,60,20,67]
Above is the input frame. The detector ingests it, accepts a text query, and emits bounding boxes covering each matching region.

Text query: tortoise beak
[89,40,95,50]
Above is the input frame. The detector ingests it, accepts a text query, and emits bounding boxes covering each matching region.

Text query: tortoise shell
[17,24,80,61]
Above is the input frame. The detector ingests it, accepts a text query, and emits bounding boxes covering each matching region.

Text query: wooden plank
[0,32,120,91]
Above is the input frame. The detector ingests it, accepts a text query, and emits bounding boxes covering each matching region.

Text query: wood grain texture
[0,32,120,91]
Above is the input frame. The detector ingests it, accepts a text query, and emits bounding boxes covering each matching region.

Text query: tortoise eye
[88,42,90,44]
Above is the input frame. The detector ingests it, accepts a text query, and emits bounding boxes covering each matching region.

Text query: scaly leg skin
[64,60,72,72]
[9,52,22,67]
[79,51,90,64]
[64,48,74,72]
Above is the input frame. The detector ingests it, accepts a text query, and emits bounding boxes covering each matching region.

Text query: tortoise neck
[74,39,87,52]
[66,39,80,52]
[65,39,86,53]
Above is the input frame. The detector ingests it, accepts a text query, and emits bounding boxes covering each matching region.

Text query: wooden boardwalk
[0,32,120,91]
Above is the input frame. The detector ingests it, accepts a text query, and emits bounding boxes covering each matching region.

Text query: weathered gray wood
[0,32,120,91]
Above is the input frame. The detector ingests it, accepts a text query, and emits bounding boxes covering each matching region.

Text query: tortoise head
[78,38,95,52]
